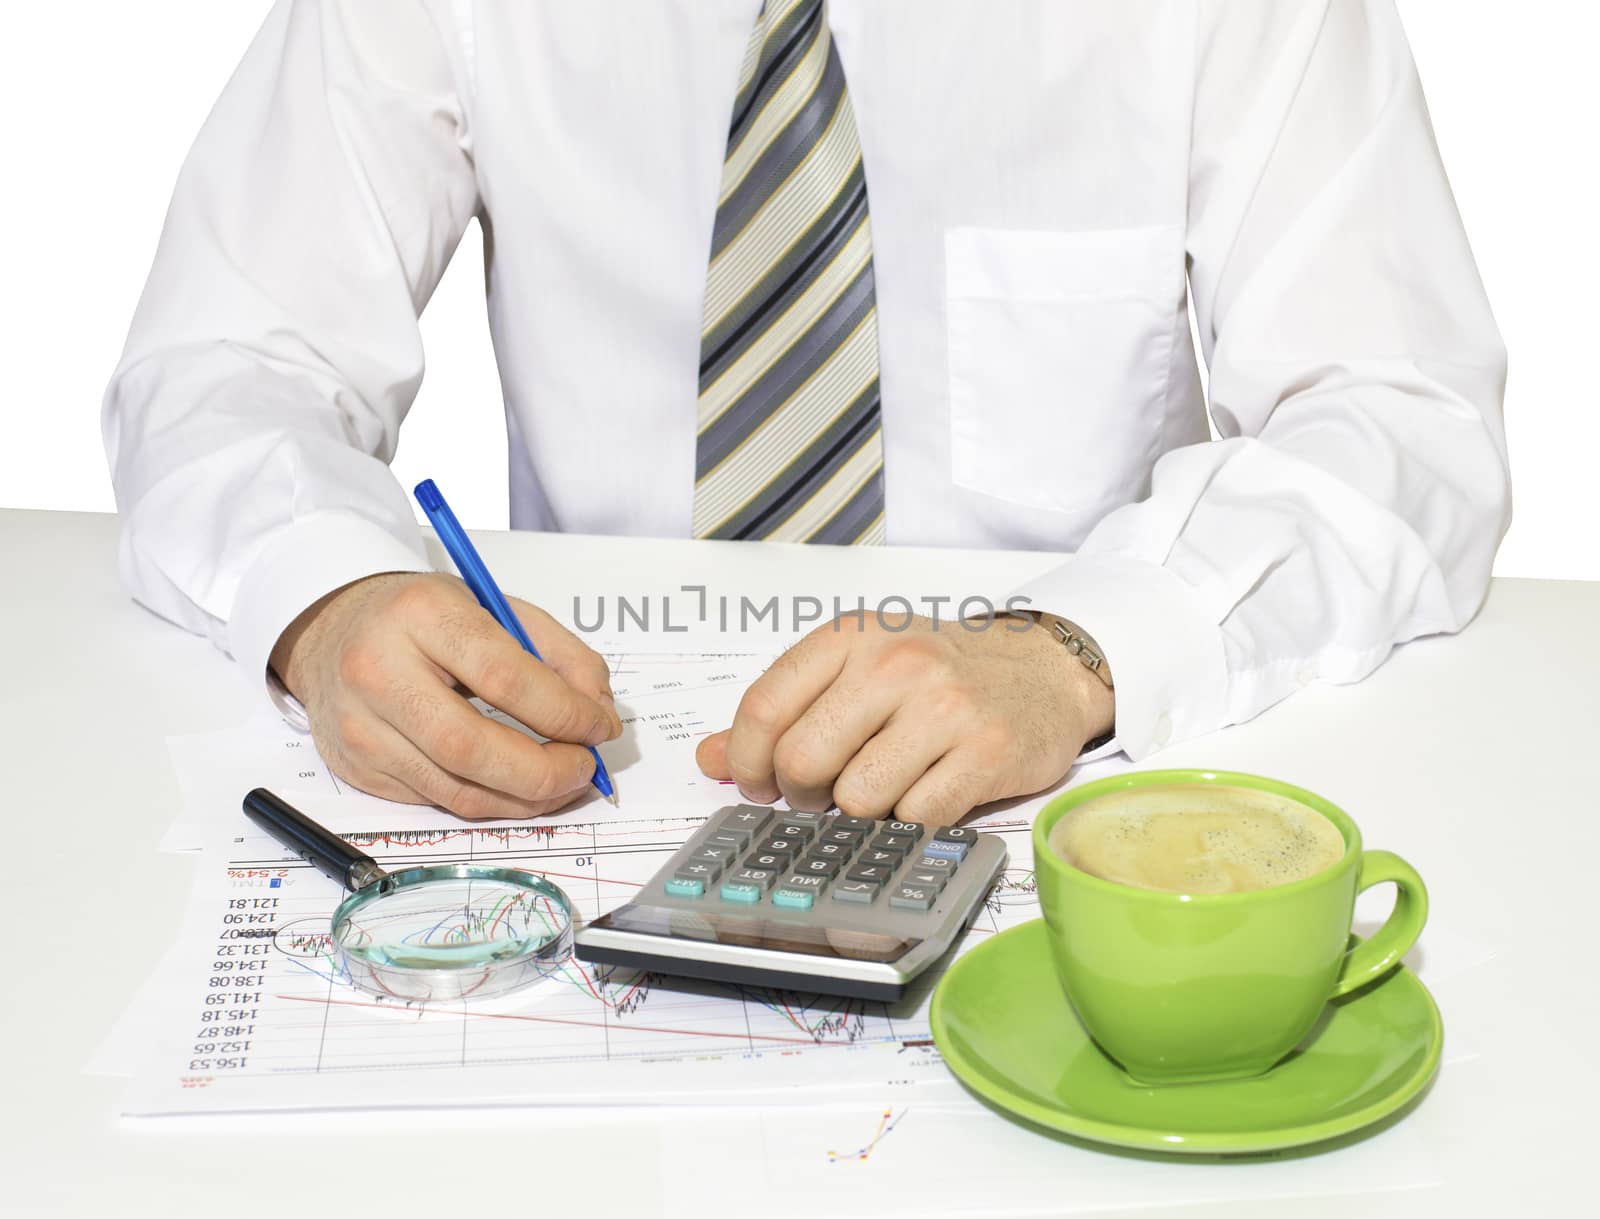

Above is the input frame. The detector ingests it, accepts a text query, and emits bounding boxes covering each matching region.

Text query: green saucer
[929,919,1443,1155]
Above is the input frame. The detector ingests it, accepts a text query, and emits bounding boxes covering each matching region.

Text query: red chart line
[276,993,843,1047]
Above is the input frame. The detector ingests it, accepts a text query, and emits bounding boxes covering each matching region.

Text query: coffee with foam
[1047,784,1346,895]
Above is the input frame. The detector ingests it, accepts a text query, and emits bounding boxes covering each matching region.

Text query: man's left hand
[695,612,1115,827]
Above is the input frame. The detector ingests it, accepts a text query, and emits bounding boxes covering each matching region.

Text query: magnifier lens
[331,864,573,1003]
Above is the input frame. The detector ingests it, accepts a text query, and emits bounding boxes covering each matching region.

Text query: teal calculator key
[720,881,764,903]
[772,887,815,910]
[664,877,705,898]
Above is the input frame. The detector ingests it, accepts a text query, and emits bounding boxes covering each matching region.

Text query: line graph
[131,813,1042,1116]
[983,866,1038,913]
[827,1108,910,1163]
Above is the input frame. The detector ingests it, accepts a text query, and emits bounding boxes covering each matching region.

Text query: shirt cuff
[1006,554,1228,759]
[226,510,432,723]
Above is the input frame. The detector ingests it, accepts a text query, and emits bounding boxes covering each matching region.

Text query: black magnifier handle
[242,788,391,893]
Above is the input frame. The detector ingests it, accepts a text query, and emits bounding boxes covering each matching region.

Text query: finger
[892,749,998,828]
[725,633,849,803]
[311,708,433,806]
[695,729,731,780]
[365,714,592,821]
[771,677,901,810]
[827,710,954,820]
[408,607,617,746]
[510,598,621,728]
[374,659,598,804]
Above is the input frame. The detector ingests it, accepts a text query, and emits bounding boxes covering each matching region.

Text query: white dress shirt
[103,0,1509,760]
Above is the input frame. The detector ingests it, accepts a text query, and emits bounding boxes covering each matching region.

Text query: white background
[2,1,1595,579]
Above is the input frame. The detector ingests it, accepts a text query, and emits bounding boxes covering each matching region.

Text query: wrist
[1004,610,1116,744]
[1061,651,1116,742]
[267,578,373,700]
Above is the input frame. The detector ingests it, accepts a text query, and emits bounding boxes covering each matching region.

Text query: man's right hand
[268,572,622,821]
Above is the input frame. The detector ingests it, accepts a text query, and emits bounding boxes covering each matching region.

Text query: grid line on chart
[140,815,1040,1115]
[592,822,612,1060]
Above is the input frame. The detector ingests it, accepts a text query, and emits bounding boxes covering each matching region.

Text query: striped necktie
[693,0,886,544]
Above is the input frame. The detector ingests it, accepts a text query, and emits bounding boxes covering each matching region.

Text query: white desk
[2,508,1595,1217]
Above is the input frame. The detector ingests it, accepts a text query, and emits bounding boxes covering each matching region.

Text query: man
[104,0,1508,827]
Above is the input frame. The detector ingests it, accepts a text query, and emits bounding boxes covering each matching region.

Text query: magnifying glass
[242,788,574,1003]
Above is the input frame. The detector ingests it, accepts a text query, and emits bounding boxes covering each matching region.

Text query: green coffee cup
[1033,769,1427,1085]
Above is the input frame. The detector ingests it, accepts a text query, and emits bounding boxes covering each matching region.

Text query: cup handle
[1329,849,1429,998]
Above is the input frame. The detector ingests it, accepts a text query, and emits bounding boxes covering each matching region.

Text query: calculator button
[706,831,746,852]
[715,808,773,840]
[771,887,815,911]
[731,867,778,890]
[904,868,948,890]
[889,884,937,911]
[913,854,957,874]
[883,820,924,839]
[693,845,737,866]
[780,811,826,830]
[676,862,720,883]
[820,828,865,850]
[832,880,880,904]
[846,863,891,885]
[773,874,825,908]
[810,840,851,861]
[664,877,705,899]
[830,815,878,833]
[859,849,900,868]
[934,825,978,844]
[719,881,763,904]
[871,833,916,855]
[745,851,787,871]
[779,872,828,892]
[757,838,800,859]
[797,856,841,878]
[921,838,971,861]
[773,822,816,844]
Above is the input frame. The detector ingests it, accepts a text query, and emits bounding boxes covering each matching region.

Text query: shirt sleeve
[101,0,478,707]
[1011,0,1510,759]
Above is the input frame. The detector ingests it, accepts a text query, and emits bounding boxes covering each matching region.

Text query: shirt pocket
[945,224,1183,516]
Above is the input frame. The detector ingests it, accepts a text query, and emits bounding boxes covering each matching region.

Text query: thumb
[695,729,732,780]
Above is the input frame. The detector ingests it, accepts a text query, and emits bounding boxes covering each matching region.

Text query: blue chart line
[827,1108,909,1163]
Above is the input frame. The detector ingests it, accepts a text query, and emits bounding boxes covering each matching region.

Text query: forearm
[102,0,478,686]
[1013,0,1508,757]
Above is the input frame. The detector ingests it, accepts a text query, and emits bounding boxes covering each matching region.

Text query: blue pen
[413,479,618,807]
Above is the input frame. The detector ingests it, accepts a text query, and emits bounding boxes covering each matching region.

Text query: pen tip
[607,791,620,808]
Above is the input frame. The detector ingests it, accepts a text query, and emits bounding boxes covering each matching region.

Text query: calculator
[573,805,1007,1000]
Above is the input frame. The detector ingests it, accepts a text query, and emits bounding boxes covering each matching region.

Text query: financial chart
[129,812,1042,1115]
